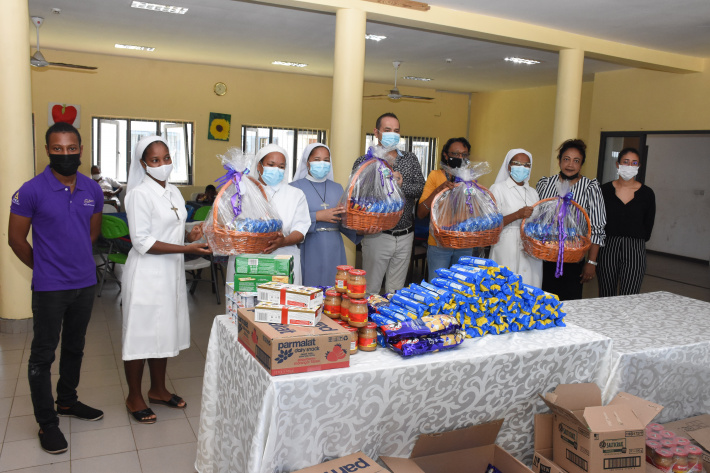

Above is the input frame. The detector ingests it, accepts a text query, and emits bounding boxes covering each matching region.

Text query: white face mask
[92,173,102,180]
[145,163,173,182]
[618,165,639,181]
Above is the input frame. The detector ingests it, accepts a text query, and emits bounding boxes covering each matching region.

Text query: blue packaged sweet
[389,330,466,357]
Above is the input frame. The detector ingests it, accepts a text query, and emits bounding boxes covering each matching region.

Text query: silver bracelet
[587,260,597,266]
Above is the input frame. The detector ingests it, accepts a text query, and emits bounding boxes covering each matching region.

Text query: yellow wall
[468,82,594,188]
[30,49,470,198]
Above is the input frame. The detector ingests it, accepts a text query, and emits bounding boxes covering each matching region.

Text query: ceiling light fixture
[403,76,432,81]
[272,61,307,68]
[115,43,155,51]
[504,57,541,65]
[365,34,387,41]
[130,1,188,14]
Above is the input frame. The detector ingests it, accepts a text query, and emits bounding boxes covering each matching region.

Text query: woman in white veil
[488,148,542,286]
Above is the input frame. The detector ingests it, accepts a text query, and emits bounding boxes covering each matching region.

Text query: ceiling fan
[30,17,97,70]
[364,61,434,101]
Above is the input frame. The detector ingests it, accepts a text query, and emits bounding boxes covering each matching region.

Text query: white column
[330,8,366,266]
[550,48,584,174]
[0,0,34,328]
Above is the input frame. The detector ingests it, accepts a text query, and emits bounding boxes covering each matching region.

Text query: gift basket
[202,148,283,255]
[339,146,405,233]
[430,161,503,249]
[520,180,591,275]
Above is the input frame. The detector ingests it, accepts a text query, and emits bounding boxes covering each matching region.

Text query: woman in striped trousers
[598,148,656,296]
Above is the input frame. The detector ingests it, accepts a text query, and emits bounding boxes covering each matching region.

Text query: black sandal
[148,394,186,409]
[126,405,157,424]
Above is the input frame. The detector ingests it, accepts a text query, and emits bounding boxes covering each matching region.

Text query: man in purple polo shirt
[8,122,105,454]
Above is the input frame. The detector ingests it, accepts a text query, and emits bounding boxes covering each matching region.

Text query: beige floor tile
[0,379,17,399]
[79,355,118,373]
[182,394,201,419]
[4,415,41,443]
[166,361,206,380]
[187,416,200,437]
[0,398,12,419]
[69,403,129,433]
[69,425,134,460]
[0,418,6,444]
[9,396,34,418]
[74,385,124,408]
[131,418,195,450]
[70,450,141,473]
[0,351,23,366]
[0,434,71,472]
[0,462,71,473]
[0,364,20,381]
[13,376,59,398]
[21,351,31,363]
[137,442,198,473]
[170,377,204,398]
[173,346,206,364]
[0,338,26,353]
[75,368,121,389]
[82,340,115,357]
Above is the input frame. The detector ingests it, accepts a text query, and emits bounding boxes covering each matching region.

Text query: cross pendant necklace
[164,193,180,220]
[321,202,329,210]
[308,180,328,210]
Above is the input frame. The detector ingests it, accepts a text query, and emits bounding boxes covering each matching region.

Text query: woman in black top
[598,148,656,296]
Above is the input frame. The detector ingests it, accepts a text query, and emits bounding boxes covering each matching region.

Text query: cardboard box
[532,414,665,473]
[254,301,322,326]
[234,254,293,276]
[257,281,323,309]
[662,415,710,473]
[291,452,385,473]
[539,383,663,473]
[237,307,350,375]
[381,419,533,473]
[234,273,292,292]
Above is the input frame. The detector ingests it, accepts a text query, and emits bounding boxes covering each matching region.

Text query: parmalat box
[538,383,663,473]
[291,452,385,473]
[237,307,350,376]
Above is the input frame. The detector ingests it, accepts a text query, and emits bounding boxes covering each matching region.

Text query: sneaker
[38,424,68,454]
[57,401,104,421]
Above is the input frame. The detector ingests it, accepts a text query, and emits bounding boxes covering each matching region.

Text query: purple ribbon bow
[453,177,480,214]
[363,148,395,196]
[214,165,250,221]
[555,192,574,278]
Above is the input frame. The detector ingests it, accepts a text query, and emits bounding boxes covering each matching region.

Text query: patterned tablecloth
[195,315,612,473]
[563,291,710,423]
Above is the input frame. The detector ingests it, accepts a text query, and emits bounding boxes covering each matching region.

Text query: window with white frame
[241,125,327,182]
[365,134,438,176]
[92,117,194,185]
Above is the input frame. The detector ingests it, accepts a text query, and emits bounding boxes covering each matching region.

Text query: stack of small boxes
[225,254,294,320]
[254,282,324,326]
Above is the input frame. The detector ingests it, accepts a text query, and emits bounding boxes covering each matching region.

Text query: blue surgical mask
[510,165,530,183]
[261,166,285,186]
[379,132,400,149]
[309,161,331,180]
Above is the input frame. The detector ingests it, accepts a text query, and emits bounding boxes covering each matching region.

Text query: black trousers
[29,285,95,428]
[597,236,646,296]
[542,260,585,301]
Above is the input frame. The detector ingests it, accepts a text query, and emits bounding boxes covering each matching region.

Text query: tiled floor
[0,254,708,472]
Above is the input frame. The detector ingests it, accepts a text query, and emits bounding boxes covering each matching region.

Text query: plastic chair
[185,255,222,304]
[192,205,212,222]
[98,215,130,297]
[103,203,118,213]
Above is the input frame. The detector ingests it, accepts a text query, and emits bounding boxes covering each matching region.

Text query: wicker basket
[207,176,282,255]
[430,182,502,249]
[520,197,592,263]
[341,158,403,233]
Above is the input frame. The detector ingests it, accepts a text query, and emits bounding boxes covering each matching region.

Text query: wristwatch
[587,260,597,266]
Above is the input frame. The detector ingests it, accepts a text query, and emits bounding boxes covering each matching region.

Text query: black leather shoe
[57,401,104,421]
[38,424,68,454]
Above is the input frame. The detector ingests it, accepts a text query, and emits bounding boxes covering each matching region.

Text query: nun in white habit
[488,148,543,287]
[254,143,311,285]
[122,136,210,423]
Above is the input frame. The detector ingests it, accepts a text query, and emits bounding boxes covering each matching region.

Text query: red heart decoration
[52,105,77,125]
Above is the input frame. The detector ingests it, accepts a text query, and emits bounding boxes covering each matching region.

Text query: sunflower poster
[208,112,231,141]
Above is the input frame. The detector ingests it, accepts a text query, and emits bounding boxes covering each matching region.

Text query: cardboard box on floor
[532,414,665,473]
[662,414,710,473]
[381,419,532,473]
[291,452,386,473]
[537,383,663,473]
[237,307,351,376]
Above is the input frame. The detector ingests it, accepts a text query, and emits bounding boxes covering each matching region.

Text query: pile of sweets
[230,218,282,233]
[523,222,585,246]
[368,312,466,357]
[348,196,405,214]
[367,256,565,340]
[442,213,504,232]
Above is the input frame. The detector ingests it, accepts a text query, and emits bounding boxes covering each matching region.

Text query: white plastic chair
[185,256,221,304]
[103,203,118,213]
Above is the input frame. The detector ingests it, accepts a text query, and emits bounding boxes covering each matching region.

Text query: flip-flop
[148,394,186,409]
[126,405,157,424]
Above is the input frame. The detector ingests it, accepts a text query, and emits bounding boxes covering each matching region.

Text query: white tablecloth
[195,315,612,473]
[563,291,710,423]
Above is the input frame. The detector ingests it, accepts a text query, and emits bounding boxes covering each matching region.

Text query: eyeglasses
[447,152,470,159]
[510,160,531,168]
[620,160,640,166]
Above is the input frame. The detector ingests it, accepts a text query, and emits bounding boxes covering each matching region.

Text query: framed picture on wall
[48,102,81,128]
[208,112,231,141]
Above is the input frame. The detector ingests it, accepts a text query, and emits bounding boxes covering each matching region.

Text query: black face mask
[49,154,81,176]
[559,171,579,181]
[445,156,463,169]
